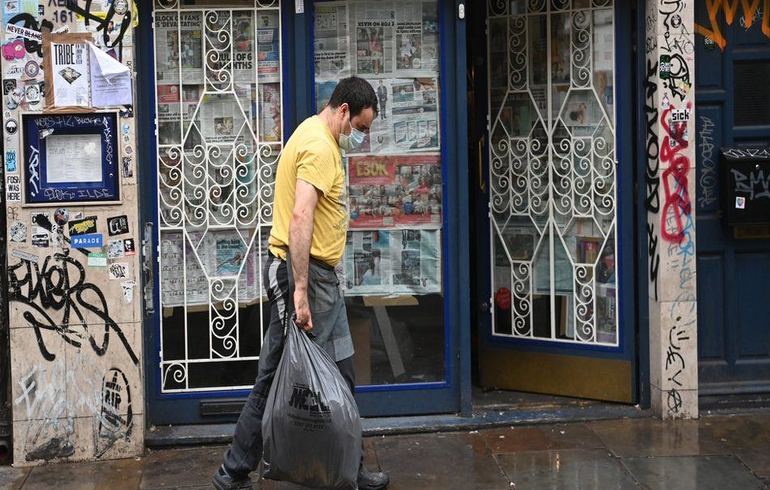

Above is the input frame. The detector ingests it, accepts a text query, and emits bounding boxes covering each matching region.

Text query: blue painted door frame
[472,1,640,404]
[138,0,471,425]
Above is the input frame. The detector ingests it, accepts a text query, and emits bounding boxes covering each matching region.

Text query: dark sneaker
[212,465,253,490]
[358,466,390,490]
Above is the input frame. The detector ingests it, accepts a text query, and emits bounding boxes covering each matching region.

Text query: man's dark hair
[328,76,379,118]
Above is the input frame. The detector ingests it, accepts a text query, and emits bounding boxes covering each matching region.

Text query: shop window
[314,1,446,385]
[152,0,282,392]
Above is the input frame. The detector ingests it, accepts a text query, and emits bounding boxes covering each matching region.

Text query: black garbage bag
[262,321,362,489]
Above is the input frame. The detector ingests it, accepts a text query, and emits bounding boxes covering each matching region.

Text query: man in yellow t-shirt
[214,77,390,490]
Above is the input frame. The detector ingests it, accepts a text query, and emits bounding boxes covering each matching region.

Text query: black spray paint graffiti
[6,13,53,57]
[8,252,139,365]
[662,53,691,102]
[659,0,694,55]
[665,316,691,414]
[644,58,661,302]
[65,0,130,59]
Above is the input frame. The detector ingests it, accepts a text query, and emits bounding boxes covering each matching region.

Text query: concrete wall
[643,0,699,419]
[2,1,142,464]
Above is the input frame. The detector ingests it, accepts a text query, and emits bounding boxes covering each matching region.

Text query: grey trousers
[221,252,357,478]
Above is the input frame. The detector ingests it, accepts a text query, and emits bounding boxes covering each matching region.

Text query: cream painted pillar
[644,0,699,419]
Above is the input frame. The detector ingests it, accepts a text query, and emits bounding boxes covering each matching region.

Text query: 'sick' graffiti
[660,103,694,244]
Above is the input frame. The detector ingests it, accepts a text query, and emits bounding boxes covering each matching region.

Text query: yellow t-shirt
[268,116,348,267]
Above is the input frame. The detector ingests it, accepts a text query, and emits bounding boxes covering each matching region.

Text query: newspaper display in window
[314,0,442,297]
[161,231,259,308]
[341,229,440,296]
[314,4,350,81]
[257,10,281,83]
[155,12,204,85]
[348,154,442,228]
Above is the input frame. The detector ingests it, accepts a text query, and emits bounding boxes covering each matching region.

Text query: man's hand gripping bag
[262,322,362,489]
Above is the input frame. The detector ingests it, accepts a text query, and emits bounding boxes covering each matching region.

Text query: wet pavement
[2,413,770,490]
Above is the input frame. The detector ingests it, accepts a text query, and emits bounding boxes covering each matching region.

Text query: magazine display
[155,12,204,85]
[160,231,262,308]
[341,229,441,296]
[348,154,441,228]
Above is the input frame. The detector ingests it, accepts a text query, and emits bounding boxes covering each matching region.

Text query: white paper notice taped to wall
[89,42,132,107]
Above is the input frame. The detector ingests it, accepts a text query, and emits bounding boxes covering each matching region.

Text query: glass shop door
[479,0,637,403]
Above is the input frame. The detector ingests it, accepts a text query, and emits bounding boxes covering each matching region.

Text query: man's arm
[289,178,321,331]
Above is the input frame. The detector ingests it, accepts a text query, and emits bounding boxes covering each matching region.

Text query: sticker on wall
[661,94,670,110]
[9,220,27,242]
[121,123,130,135]
[3,79,16,95]
[120,106,133,118]
[705,37,716,51]
[5,149,17,173]
[6,174,21,201]
[113,0,129,15]
[4,117,18,134]
[31,230,49,248]
[659,55,671,79]
[2,39,25,62]
[736,196,746,210]
[11,249,39,264]
[108,239,125,259]
[121,280,136,304]
[71,233,103,248]
[670,14,682,29]
[123,238,136,256]
[124,145,133,155]
[88,252,108,267]
[31,212,51,228]
[69,216,98,235]
[109,262,129,280]
[54,208,69,225]
[4,87,22,109]
[122,156,133,178]
[3,0,21,16]
[23,59,38,78]
[122,134,130,145]
[107,215,129,236]
[24,83,40,103]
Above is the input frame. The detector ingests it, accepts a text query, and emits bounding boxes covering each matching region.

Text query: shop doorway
[469,1,637,404]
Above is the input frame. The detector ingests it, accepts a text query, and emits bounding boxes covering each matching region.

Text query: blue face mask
[339,120,366,151]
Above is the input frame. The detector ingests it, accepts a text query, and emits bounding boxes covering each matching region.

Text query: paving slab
[0,466,30,490]
[734,449,770,480]
[372,432,509,490]
[700,415,770,451]
[21,458,144,490]
[139,446,225,489]
[496,449,640,490]
[480,423,604,454]
[621,455,767,490]
[588,418,724,457]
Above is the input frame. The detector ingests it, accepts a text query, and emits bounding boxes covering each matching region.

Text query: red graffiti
[660,104,693,244]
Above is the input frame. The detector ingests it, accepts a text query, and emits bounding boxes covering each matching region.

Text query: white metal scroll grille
[152,0,283,392]
[487,0,619,346]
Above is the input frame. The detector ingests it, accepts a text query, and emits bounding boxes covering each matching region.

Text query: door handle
[478,136,486,194]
